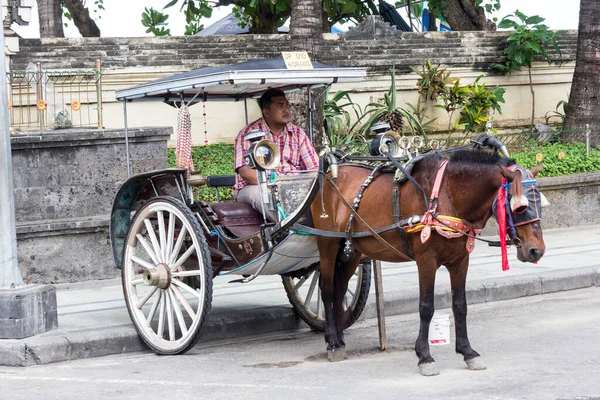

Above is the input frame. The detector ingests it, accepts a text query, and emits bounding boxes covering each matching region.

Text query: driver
[233,88,319,221]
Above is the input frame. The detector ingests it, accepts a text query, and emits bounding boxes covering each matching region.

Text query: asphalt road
[1,287,600,400]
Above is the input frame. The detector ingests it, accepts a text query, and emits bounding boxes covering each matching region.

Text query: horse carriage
[110,57,548,375]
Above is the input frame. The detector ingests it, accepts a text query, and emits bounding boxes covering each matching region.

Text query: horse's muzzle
[517,245,545,263]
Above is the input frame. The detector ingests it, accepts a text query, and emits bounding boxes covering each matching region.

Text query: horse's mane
[449,149,515,167]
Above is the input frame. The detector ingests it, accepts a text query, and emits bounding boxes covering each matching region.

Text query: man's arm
[237,166,258,185]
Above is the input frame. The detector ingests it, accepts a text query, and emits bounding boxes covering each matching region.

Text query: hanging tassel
[176,102,194,171]
[497,179,510,271]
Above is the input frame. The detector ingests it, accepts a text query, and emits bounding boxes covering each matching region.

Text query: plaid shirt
[233,118,319,192]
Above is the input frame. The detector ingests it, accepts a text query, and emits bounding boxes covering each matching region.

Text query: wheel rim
[123,201,208,353]
[284,263,366,330]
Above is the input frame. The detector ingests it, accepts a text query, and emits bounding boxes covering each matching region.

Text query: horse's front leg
[447,253,487,371]
[317,238,346,361]
[415,255,440,376]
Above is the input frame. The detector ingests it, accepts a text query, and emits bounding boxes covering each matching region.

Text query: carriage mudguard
[110,168,189,269]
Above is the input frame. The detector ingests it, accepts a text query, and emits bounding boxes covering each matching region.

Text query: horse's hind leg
[447,254,486,371]
[317,237,346,361]
[415,258,440,376]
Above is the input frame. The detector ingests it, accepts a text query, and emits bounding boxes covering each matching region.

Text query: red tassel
[497,179,510,271]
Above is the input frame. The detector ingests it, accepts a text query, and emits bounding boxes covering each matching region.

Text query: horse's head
[496,163,547,263]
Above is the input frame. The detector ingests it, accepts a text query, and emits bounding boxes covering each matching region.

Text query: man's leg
[235,185,278,222]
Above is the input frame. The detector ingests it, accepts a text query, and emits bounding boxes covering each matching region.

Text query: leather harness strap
[324,174,414,261]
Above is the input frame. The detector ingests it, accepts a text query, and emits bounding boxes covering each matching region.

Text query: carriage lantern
[244,129,281,171]
[368,123,402,157]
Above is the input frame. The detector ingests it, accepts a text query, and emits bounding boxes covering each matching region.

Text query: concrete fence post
[0,1,57,339]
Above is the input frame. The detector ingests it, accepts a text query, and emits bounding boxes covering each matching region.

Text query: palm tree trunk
[290,0,325,148]
[37,0,65,38]
[564,0,600,146]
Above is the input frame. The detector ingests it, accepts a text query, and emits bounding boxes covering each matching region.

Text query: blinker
[510,194,528,214]
[539,192,550,208]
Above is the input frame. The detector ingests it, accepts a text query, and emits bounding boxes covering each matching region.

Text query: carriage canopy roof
[115,58,366,103]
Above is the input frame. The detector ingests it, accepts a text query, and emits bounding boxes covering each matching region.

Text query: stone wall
[8,23,579,145]
[11,127,171,283]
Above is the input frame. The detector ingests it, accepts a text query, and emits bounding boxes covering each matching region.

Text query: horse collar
[418,160,478,252]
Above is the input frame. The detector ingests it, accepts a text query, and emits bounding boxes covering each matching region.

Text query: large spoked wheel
[282,260,371,332]
[122,196,213,355]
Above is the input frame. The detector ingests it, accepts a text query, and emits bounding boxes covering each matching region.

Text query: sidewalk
[1,225,600,367]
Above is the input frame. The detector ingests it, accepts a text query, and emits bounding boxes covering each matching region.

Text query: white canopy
[115,58,366,103]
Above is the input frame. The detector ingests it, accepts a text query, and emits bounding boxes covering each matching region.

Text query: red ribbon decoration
[497,178,510,271]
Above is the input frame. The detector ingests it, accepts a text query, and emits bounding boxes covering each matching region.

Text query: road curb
[1,267,599,367]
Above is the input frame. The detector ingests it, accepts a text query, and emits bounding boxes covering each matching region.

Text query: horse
[311,148,546,376]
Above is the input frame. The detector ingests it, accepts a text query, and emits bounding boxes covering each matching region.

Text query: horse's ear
[498,164,519,182]
[530,163,543,177]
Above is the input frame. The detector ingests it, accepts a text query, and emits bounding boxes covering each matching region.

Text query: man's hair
[258,88,286,111]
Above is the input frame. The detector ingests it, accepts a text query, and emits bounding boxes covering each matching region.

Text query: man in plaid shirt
[234,88,319,221]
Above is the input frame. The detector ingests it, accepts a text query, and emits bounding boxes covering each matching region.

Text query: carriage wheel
[282,260,371,332]
[122,196,213,355]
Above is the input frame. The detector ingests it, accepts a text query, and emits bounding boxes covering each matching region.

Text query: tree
[493,11,564,128]
[36,0,102,37]
[37,0,65,37]
[427,0,500,31]
[290,0,326,147]
[563,0,600,141]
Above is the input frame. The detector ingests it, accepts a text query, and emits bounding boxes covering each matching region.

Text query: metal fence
[7,60,103,132]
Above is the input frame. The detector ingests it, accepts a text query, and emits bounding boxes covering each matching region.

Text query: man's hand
[237,166,258,185]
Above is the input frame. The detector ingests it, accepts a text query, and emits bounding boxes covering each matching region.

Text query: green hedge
[512,142,600,178]
[168,143,235,202]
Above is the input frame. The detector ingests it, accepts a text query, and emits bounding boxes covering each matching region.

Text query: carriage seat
[210,202,263,238]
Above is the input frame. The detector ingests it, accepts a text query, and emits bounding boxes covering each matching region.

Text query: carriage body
[109,58,371,354]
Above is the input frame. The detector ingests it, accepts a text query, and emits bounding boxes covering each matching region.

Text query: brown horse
[311,149,546,376]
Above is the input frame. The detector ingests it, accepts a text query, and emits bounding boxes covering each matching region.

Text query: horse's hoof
[327,347,347,362]
[466,357,487,371]
[418,362,440,376]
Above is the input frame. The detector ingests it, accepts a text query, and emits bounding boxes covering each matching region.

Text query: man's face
[264,96,291,126]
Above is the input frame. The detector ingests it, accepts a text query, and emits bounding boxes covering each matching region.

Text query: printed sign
[281,52,313,70]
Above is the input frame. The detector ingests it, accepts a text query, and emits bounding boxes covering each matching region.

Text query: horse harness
[332,156,480,263]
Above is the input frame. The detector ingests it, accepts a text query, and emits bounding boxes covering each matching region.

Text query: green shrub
[512,142,600,178]
[168,143,235,201]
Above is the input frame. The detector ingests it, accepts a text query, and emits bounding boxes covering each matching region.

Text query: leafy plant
[545,99,569,128]
[323,88,365,148]
[493,10,565,128]
[457,76,505,133]
[356,65,427,138]
[512,142,600,178]
[434,77,470,132]
[412,60,451,101]
[142,7,171,36]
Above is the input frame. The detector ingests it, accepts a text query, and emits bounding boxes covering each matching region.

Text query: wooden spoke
[135,234,159,265]
[144,218,163,264]
[169,225,188,265]
[166,292,175,341]
[157,291,166,339]
[157,211,167,262]
[146,290,162,326]
[171,284,197,319]
[172,278,202,300]
[303,271,319,309]
[168,289,188,336]
[171,245,196,271]
[165,213,175,267]
[131,256,155,271]
[136,286,158,310]
[172,269,202,278]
